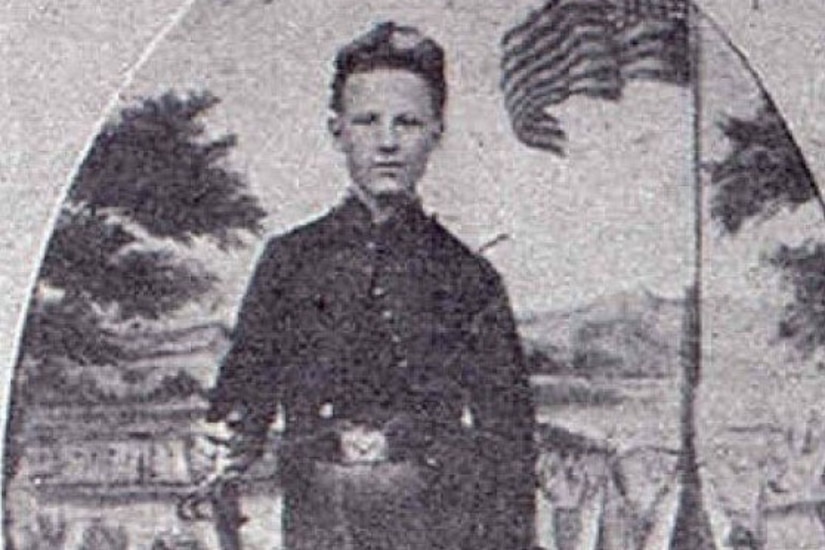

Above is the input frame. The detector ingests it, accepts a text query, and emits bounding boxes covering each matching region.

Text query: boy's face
[330,68,442,202]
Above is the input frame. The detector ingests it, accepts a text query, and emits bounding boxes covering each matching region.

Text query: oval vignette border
[3,1,825,548]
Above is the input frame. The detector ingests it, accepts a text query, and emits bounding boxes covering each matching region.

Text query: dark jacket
[208,196,536,549]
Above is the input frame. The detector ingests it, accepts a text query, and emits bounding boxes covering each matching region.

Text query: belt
[280,417,483,467]
[279,421,394,465]
[338,425,389,464]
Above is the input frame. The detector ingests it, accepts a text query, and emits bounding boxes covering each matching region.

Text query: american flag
[501,0,691,153]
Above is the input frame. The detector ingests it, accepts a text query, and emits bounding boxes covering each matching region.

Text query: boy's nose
[378,123,399,152]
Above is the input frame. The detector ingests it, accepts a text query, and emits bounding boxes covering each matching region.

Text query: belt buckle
[339,424,389,465]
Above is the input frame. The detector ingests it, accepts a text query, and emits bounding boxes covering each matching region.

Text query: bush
[77,519,128,550]
[19,514,67,550]
[150,530,205,550]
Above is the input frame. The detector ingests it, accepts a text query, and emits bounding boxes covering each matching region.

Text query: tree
[20,90,265,380]
[710,100,818,235]
[710,99,825,357]
[68,91,264,248]
[770,242,825,358]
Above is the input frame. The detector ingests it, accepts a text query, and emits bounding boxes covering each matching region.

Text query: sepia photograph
[3,0,825,548]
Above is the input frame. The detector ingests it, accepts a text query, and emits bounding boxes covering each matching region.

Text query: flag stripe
[512,115,566,153]
[619,19,690,83]
[503,22,615,94]
[616,0,688,19]
[509,73,622,131]
[506,64,622,123]
[503,1,612,65]
[501,0,691,152]
[508,63,622,111]
[504,38,619,102]
[514,63,621,108]
[521,111,566,139]
[505,48,621,105]
[618,18,683,46]
[502,0,609,50]
[503,15,611,81]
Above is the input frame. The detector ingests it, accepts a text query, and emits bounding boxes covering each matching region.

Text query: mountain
[517,289,685,379]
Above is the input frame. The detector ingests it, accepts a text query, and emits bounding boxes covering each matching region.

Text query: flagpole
[669,3,717,549]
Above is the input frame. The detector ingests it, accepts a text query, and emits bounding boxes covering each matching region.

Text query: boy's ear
[328,116,344,150]
[431,121,444,143]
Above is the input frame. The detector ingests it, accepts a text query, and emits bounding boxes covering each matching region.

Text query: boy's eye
[351,113,378,125]
[396,115,423,127]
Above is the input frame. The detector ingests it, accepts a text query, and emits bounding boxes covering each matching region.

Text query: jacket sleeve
[464,274,537,549]
[207,239,292,437]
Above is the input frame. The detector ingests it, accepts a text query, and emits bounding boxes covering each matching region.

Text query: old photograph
[3,0,825,548]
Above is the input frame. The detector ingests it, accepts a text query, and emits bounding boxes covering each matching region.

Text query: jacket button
[319,402,334,418]
[372,286,386,298]
[397,359,409,369]
[461,406,474,428]
[381,309,393,321]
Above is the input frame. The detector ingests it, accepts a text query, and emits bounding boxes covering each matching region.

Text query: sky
[3,0,824,326]
[119,0,697,320]
[1,0,822,370]
[95,0,823,325]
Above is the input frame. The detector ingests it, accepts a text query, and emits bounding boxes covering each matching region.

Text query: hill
[517,289,685,379]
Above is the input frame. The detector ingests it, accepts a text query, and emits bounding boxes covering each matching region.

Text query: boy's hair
[330,21,447,119]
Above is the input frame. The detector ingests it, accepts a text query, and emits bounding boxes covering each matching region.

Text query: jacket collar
[332,192,430,237]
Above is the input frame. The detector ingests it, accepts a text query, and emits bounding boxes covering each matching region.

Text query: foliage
[21,91,264,368]
[710,99,825,357]
[22,295,125,367]
[710,100,817,234]
[22,362,206,406]
[69,91,265,248]
[769,242,825,357]
[39,210,217,322]
[77,520,128,550]
[18,514,67,550]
